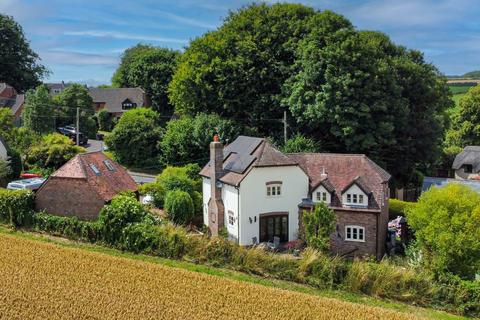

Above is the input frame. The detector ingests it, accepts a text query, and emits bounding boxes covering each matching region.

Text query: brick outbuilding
[35,152,138,220]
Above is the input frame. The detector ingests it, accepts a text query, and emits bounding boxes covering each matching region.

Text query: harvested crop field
[0,234,421,320]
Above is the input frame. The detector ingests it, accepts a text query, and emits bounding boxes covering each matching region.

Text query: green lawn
[449,85,474,95]
[0,225,468,320]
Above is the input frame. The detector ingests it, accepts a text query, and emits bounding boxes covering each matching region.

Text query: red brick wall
[35,178,105,220]
[330,209,379,259]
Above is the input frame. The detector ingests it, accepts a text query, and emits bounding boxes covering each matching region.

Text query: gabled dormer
[341,176,371,208]
[311,178,335,205]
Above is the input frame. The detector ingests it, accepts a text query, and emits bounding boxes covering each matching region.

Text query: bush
[98,195,149,245]
[344,258,435,304]
[138,182,166,208]
[164,190,195,225]
[0,189,34,226]
[298,248,347,289]
[25,133,85,170]
[96,109,114,132]
[121,223,160,254]
[407,184,480,279]
[389,199,416,219]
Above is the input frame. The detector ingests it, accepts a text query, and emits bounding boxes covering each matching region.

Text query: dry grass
[0,233,422,320]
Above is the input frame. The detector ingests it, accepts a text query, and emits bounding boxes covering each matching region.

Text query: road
[86,139,156,185]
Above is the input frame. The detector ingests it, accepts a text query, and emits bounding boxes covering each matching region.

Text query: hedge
[389,199,417,219]
[0,189,35,226]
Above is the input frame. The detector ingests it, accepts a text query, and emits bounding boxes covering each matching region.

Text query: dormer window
[316,191,327,202]
[266,181,282,197]
[122,99,137,110]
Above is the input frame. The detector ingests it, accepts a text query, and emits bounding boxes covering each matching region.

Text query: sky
[1,0,479,85]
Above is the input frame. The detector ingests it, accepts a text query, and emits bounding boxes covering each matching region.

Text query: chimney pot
[214,135,219,142]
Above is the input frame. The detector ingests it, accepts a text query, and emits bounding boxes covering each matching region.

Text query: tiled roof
[452,146,480,172]
[88,88,146,113]
[200,136,298,186]
[50,152,138,201]
[288,153,390,209]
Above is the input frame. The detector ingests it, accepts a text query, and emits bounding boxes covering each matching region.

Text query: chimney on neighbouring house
[208,134,225,236]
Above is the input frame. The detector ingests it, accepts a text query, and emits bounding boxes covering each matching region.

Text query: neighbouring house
[35,151,138,220]
[88,88,149,117]
[45,81,70,96]
[452,146,480,180]
[200,136,391,259]
[0,83,25,121]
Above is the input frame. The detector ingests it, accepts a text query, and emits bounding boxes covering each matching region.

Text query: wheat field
[0,233,421,320]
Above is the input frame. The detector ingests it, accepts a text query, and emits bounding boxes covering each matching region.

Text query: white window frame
[266,183,282,198]
[316,191,328,202]
[345,225,365,242]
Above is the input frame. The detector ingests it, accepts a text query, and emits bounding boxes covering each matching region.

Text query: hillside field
[0,232,426,320]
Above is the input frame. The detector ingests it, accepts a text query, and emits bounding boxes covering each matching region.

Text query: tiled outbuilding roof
[50,151,138,201]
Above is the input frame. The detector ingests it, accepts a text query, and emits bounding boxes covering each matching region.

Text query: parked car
[7,178,46,191]
[57,126,88,145]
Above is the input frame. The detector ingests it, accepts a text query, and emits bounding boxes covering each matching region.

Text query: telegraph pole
[283,110,287,144]
[76,107,80,146]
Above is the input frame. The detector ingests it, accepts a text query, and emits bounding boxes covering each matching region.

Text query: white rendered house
[200,136,391,259]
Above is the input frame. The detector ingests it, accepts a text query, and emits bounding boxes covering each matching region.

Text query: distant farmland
[0,233,421,320]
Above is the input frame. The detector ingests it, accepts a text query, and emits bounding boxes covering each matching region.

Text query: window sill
[345,239,366,243]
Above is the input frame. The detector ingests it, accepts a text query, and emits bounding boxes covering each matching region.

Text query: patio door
[259,213,288,243]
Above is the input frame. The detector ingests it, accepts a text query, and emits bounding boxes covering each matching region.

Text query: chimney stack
[208,135,225,236]
[320,166,328,179]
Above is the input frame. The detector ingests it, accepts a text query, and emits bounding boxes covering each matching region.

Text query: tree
[281,134,320,153]
[160,113,242,166]
[106,108,163,167]
[169,3,321,136]
[23,85,55,134]
[302,202,336,252]
[96,109,115,132]
[286,28,450,185]
[25,133,85,170]
[0,14,47,92]
[112,44,180,115]
[164,190,195,225]
[448,85,480,147]
[54,84,97,138]
[407,184,480,279]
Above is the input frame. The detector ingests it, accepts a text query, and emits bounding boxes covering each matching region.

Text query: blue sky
[1,0,479,85]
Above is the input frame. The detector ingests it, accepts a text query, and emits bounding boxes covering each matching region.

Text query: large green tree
[169,3,320,136]
[54,84,97,138]
[0,14,47,92]
[112,44,180,116]
[169,3,451,185]
[447,85,480,147]
[23,85,55,134]
[286,28,450,184]
[106,108,163,167]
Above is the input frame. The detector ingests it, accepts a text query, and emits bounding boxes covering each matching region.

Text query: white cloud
[40,50,119,66]
[64,30,187,44]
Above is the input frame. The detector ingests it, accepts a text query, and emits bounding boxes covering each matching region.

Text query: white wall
[311,185,331,204]
[202,177,211,226]
[222,184,239,241]
[342,184,368,207]
[238,166,309,245]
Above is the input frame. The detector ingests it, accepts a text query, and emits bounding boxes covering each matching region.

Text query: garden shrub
[344,259,435,304]
[433,275,480,316]
[199,236,236,266]
[154,223,189,259]
[389,199,416,219]
[98,195,149,245]
[298,248,347,289]
[138,182,166,208]
[0,189,35,226]
[164,190,195,225]
[121,223,160,254]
